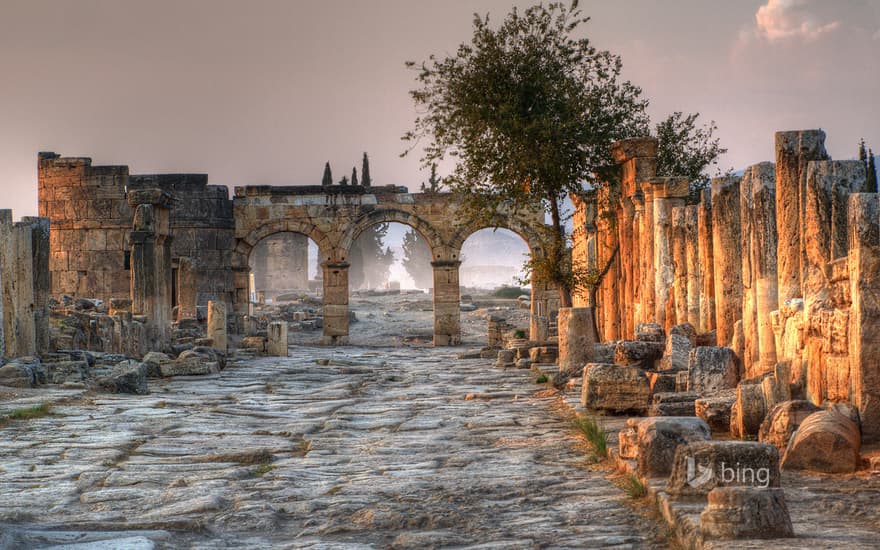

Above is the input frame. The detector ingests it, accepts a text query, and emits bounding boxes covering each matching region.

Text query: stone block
[700,487,793,539]
[0,363,35,388]
[618,418,639,459]
[646,371,676,394]
[99,360,148,394]
[650,392,699,417]
[662,323,696,371]
[635,323,664,342]
[732,379,767,437]
[581,363,651,414]
[632,417,711,478]
[614,341,663,369]
[241,336,267,353]
[267,321,288,357]
[687,346,740,395]
[666,440,781,497]
[47,360,89,384]
[207,300,227,352]
[781,410,861,473]
[758,400,820,451]
[695,392,736,433]
[557,307,596,373]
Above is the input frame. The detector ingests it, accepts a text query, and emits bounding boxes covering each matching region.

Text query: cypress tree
[351,167,359,187]
[361,153,372,187]
[339,175,349,186]
[868,148,878,193]
[322,162,332,186]
[859,139,868,164]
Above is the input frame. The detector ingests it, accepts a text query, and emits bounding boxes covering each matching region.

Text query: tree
[361,153,372,187]
[349,223,395,289]
[654,112,727,202]
[322,162,333,187]
[351,167,359,187]
[401,228,433,288]
[869,148,878,193]
[420,163,443,193]
[403,1,649,308]
[339,175,349,186]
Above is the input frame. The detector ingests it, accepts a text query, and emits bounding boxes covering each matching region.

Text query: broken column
[671,206,688,326]
[642,183,656,327]
[558,307,596,373]
[267,321,289,357]
[697,188,716,333]
[128,189,174,350]
[207,300,227,352]
[322,261,350,345]
[848,193,880,442]
[596,180,621,340]
[176,257,198,321]
[710,176,743,347]
[650,177,689,331]
[684,205,700,329]
[739,168,759,372]
[632,192,645,326]
[432,260,461,346]
[774,130,829,308]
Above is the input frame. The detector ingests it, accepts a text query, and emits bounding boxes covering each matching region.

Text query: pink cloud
[754,0,840,42]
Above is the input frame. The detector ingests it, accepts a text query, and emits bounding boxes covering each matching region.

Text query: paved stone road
[0,346,666,549]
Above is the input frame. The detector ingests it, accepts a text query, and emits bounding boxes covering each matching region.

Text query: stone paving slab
[0,346,666,548]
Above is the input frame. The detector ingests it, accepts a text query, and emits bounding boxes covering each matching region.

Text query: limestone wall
[573,130,880,441]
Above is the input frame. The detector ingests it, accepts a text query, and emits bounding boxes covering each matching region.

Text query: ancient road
[0,347,665,549]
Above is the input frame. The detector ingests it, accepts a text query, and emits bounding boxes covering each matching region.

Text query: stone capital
[610,137,658,163]
[648,177,690,199]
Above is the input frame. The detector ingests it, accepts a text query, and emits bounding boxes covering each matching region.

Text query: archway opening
[459,227,532,344]
[247,231,323,344]
[347,221,434,346]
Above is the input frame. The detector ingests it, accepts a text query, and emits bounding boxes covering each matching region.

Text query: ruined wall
[39,154,235,311]
[572,130,880,441]
[0,210,51,359]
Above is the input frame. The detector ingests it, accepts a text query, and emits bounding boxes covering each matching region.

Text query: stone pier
[322,262,350,345]
[671,206,688,326]
[177,257,198,321]
[685,205,701,329]
[267,321,289,356]
[710,176,743,347]
[697,188,715,333]
[651,177,689,331]
[207,300,227,352]
[432,261,462,346]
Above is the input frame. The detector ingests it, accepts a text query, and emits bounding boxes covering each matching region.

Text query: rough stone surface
[0,346,666,548]
[759,400,821,451]
[781,410,861,473]
[581,363,651,413]
[650,392,699,417]
[666,440,781,497]
[700,487,794,539]
[99,360,149,395]
[614,341,664,369]
[266,321,288,357]
[635,323,664,342]
[695,392,736,433]
[632,416,711,478]
[557,307,596,373]
[687,346,740,395]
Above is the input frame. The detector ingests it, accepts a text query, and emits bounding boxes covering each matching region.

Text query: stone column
[711,176,743,347]
[753,164,779,372]
[207,300,227,351]
[848,194,880,442]
[684,205,700,329]
[557,307,596,372]
[432,260,461,346]
[0,212,41,357]
[620,197,636,339]
[322,261,350,345]
[177,257,198,321]
[632,192,644,326]
[697,188,715,333]
[651,177,689,331]
[128,189,174,350]
[596,182,621,340]
[25,217,51,357]
[775,130,829,308]
[739,168,759,373]
[267,321,289,356]
[671,206,688,327]
[642,185,656,325]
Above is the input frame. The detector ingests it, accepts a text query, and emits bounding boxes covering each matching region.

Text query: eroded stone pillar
[267,321,289,357]
[739,169,759,373]
[684,205,700,329]
[697,188,715,333]
[632,192,645,326]
[177,257,198,321]
[651,178,689,331]
[671,206,688,327]
[432,260,461,346]
[621,197,636,339]
[322,261,350,345]
[0,212,44,357]
[643,184,656,324]
[207,300,227,351]
[25,217,50,357]
[711,176,742,347]
[596,182,621,340]
[558,307,596,372]
[775,130,829,308]
[848,193,880,442]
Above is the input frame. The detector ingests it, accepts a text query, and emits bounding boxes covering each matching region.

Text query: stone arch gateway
[232,184,550,345]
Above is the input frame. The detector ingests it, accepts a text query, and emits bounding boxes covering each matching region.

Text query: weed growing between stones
[535,373,548,384]
[251,463,274,477]
[621,473,647,499]
[573,416,608,458]
[0,403,51,426]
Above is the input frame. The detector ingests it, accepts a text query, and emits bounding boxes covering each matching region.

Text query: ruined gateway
[1,129,880,547]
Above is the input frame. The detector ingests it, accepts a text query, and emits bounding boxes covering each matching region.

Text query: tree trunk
[549,195,573,307]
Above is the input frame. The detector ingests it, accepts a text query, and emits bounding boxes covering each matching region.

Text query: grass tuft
[535,373,548,384]
[621,473,647,499]
[0,403,52,427]
[573,415,608,458]
[251,463,274,476]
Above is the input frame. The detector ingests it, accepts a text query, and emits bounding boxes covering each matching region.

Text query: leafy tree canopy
[654,111,727,197]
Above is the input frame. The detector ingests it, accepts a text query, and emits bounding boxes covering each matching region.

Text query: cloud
[754,0,840,42]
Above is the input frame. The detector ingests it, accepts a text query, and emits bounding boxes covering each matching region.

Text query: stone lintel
[610,137,659,163]
[649,177,690,199]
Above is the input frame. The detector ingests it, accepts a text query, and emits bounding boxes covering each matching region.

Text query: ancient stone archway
[233,185,546,345]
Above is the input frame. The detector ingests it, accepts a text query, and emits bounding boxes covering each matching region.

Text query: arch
[449,220,545,259]
[233,220,334,270]
[341,209,445,261]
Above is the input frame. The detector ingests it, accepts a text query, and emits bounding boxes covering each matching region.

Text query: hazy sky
[1,0,878,219]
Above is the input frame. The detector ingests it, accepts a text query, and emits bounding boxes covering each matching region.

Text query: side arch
[340,209,446,261]
[233,219,334,270]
